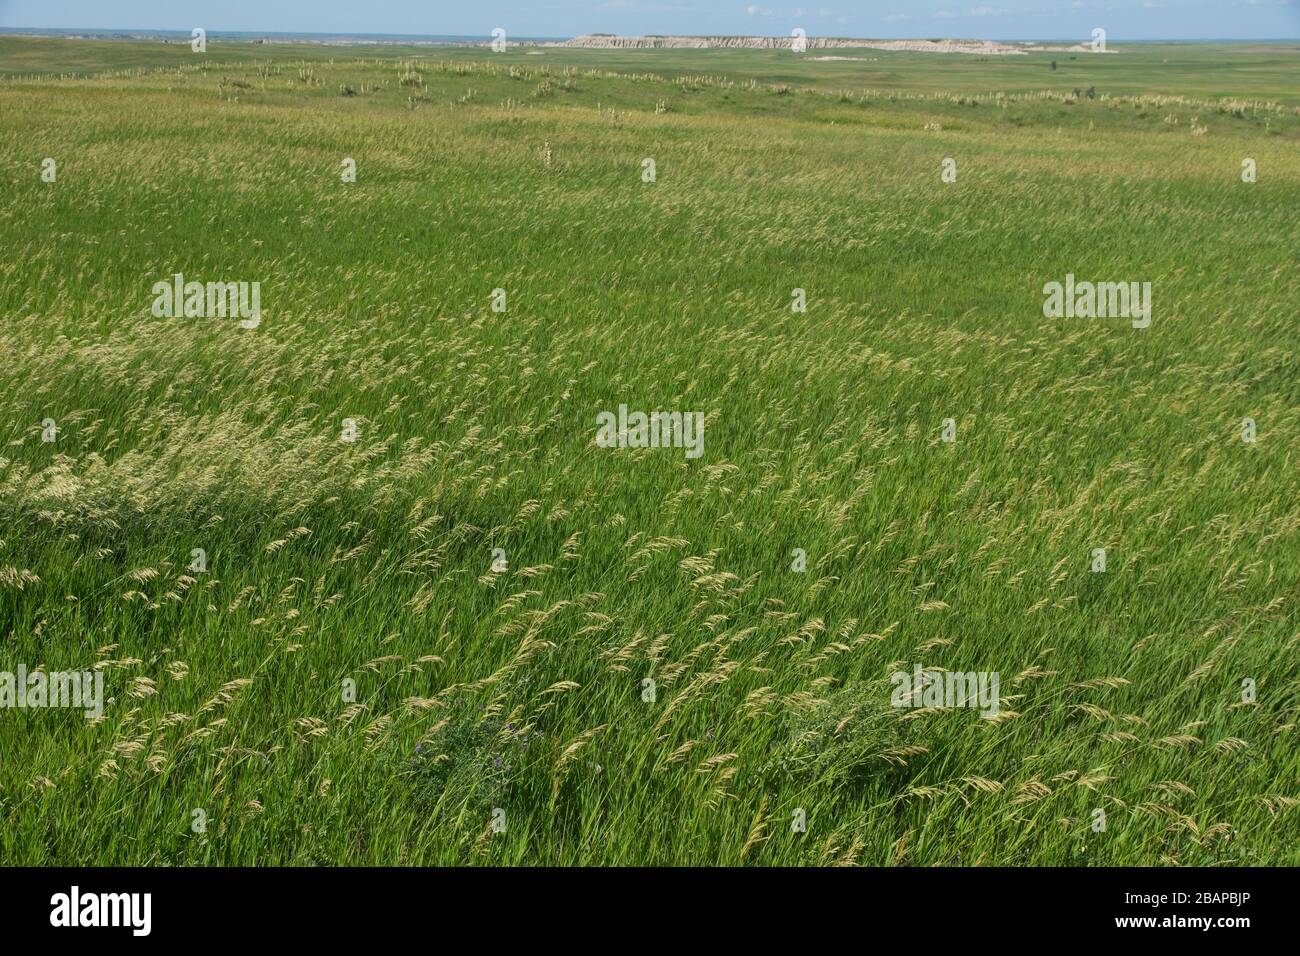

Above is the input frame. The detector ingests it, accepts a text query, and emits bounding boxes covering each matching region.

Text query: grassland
[0,36,1297,866]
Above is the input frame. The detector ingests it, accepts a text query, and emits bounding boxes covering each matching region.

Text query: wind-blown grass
[0,38,1297,865]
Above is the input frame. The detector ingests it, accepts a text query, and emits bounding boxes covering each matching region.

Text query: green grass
[0,37,1297,866]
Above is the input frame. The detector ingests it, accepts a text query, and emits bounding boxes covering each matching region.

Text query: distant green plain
[0,36,1296,865]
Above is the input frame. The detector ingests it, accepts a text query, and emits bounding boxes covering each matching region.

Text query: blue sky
[1,1,1297,40]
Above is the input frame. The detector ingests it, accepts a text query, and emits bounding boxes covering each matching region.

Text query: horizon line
[3,27,1300,43]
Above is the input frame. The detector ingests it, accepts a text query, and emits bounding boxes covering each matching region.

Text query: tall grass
[0,39,1297,865]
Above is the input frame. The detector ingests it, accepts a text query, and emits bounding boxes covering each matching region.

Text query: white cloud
[933,4,1012,16]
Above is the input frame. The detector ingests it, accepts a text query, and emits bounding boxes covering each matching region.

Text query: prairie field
[0,36,1298,866]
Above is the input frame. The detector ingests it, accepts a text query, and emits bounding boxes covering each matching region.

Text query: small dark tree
[1050,60,1058,71]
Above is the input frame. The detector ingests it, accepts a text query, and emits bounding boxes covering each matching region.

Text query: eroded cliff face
[553,35,1032,55]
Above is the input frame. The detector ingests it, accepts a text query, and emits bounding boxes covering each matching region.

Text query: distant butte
[549,35,1086,55]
